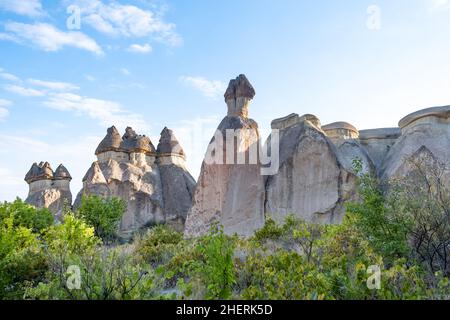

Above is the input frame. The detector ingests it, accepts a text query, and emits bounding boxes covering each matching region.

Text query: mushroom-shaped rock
[121,127,156,154]
[54,164,72,181]
[37,162,54,180]
[271,113,322,131]
[224,74,255,118]
[185,74,265,238]
[122,126,137,140]
[265,119,358,225]
[381,106,450,179]
[224,74,255,101]
[95,126,123,155]
[157,127,185,157]
[25,163,41,184]
[322,122,359,140]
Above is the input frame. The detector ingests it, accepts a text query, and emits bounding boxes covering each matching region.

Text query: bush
[0,217,47,299]
[77,195,126,243]
[0,199,53,234]
[135,225,184,266]
[190,225,236,300]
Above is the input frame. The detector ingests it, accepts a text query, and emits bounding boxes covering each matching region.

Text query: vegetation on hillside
[0,158,449,300]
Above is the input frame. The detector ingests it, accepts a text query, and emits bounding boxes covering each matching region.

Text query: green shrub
[77,195,126,243]
[190,225,236,300]
[0,217,47,299]
[135,225,184,266]
[0,199,53,234]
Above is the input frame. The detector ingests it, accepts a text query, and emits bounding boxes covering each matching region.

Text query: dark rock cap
[121,127,156,154]
[157,127,185,156]
[54,164,72,181]
[95,126,123,155]
[224,74,255,101]
[24,161,54,184]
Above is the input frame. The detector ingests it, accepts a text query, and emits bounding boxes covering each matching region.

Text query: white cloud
[0,71,20,82]
[28,78,79,91]
[127,43,152,53]
[179,76,226,99]
[0,107,9,121]
[5,84,46,97]
[428,0,450,12]
[0,98,13,107]
[70,0,182,46]
[120,68,131,76]
[2,22,103,55]
[43,92,149,131]
[85,74,96,82]
[0,0,45,17]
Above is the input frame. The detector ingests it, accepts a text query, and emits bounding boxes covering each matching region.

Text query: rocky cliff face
[22,74,450,240]
[380,106,450,180]
[24,162,72,220]
[184,75,265,238]
[186,76,450,237]
[74,126,195,239]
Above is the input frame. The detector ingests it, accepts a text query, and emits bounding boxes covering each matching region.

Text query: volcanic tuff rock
[22,73,450,239]
[74,126,195,238]
[265,116,360,225]
[184,75,265,238]
[25,162,72,220]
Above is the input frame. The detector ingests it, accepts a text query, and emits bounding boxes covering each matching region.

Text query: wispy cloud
[1,22,103,55]
[5,84,46,97]
[0,98,12,107]
[179,76,226,99]
[0,107,9,121]
[428,0,450,12]
[69,0,182,46]
[27,78,79,91]
[120,68,131,76]
[85,74,96,82]
[43,92,149,131]
[0,0,45,17]
[127,43,152,54]
[0,71,20,82]
[0,96,12,121]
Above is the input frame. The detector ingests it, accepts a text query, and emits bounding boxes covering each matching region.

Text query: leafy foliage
[0,199,53,234]
[1,157,449,300]
[190,225,236,300]
[77,195,126,243]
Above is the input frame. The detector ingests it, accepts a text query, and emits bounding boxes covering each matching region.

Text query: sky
[1,0,450,201]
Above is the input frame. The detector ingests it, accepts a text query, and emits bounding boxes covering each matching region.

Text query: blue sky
[1,0,450,201]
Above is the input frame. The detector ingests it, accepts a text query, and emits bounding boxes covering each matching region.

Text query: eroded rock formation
[22,73,450,239]
[184,75,265,238]
[74,126,195,238]
[25,162,72,220]
[185,75,450,236]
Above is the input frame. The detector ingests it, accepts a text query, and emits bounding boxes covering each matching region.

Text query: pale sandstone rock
[381,106,450,180]
[358,128,401,175]
[75,126,195,239]
[265,116,356,225]
[184,75,265,237]
[25,163,72,220]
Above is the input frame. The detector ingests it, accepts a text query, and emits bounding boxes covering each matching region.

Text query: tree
[191,225,236,300]
[0,199,53,234]
[77,195,126,243]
